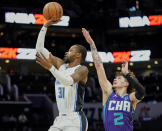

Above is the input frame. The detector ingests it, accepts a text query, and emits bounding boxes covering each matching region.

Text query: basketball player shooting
[35,20,88,131]
[82,28,145,131]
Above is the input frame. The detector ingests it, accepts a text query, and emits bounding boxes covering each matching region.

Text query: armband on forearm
[125,73,145,100]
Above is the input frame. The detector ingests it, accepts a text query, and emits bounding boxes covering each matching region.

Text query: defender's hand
[43,19,58,28]
[82,28,94,45]
[121,60,129,75]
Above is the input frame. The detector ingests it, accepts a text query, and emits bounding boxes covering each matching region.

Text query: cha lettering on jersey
[108,100,131,112]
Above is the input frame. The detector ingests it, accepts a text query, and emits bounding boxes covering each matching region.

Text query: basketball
[43,2,63,22]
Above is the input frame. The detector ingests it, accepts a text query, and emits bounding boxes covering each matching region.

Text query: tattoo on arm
[90,44,102,65]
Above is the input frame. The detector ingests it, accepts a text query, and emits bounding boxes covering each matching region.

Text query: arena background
[0,0,162,131]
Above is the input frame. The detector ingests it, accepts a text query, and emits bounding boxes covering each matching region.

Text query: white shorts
[48,111,88,131]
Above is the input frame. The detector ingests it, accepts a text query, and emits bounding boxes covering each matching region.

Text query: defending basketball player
[82,28,145,131]
[35,20,88,131]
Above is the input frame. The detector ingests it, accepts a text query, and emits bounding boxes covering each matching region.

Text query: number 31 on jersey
[58,87,65,98]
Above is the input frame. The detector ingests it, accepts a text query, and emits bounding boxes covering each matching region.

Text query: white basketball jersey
[55,64,86,114]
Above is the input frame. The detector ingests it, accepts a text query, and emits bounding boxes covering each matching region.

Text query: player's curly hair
[75,44,87,63]
[115,71,137,94]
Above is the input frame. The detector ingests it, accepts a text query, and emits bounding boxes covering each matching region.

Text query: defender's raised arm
[82,28,112,105]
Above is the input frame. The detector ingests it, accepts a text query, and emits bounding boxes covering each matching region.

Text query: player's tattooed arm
[82,28,102,66]
[89,43,112,95]
[82,28,113,104]
[90,43,102,65]
[71,66,88,83]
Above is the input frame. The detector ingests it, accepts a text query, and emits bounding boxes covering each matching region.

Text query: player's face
[113,75,127,88]
[64,45,78,63]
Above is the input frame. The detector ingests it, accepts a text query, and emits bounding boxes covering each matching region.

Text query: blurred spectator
[0,82,4,100]
[18,112,28,131]
[10,84,19,101]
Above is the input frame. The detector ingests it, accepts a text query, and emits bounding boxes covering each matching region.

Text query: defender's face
[64,45,78,63]
[113,75,127,88]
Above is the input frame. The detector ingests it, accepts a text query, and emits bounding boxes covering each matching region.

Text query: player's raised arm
[82,28,112,104]
[35,21,51,58]
[35,20,64,69]
[121,61,145,106]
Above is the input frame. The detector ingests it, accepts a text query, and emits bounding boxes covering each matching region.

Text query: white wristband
[49,66,74,86]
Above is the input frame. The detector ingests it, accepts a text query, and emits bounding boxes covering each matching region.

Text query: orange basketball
[43,2,63,22]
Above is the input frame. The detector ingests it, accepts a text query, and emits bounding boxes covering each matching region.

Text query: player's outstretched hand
[43,18,59,28]
[36,52,53,70]
[82,28,94,45]
[121,60,129,75]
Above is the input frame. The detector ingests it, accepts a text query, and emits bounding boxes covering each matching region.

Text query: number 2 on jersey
[114,113,124,125]
[58,87,65,98]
